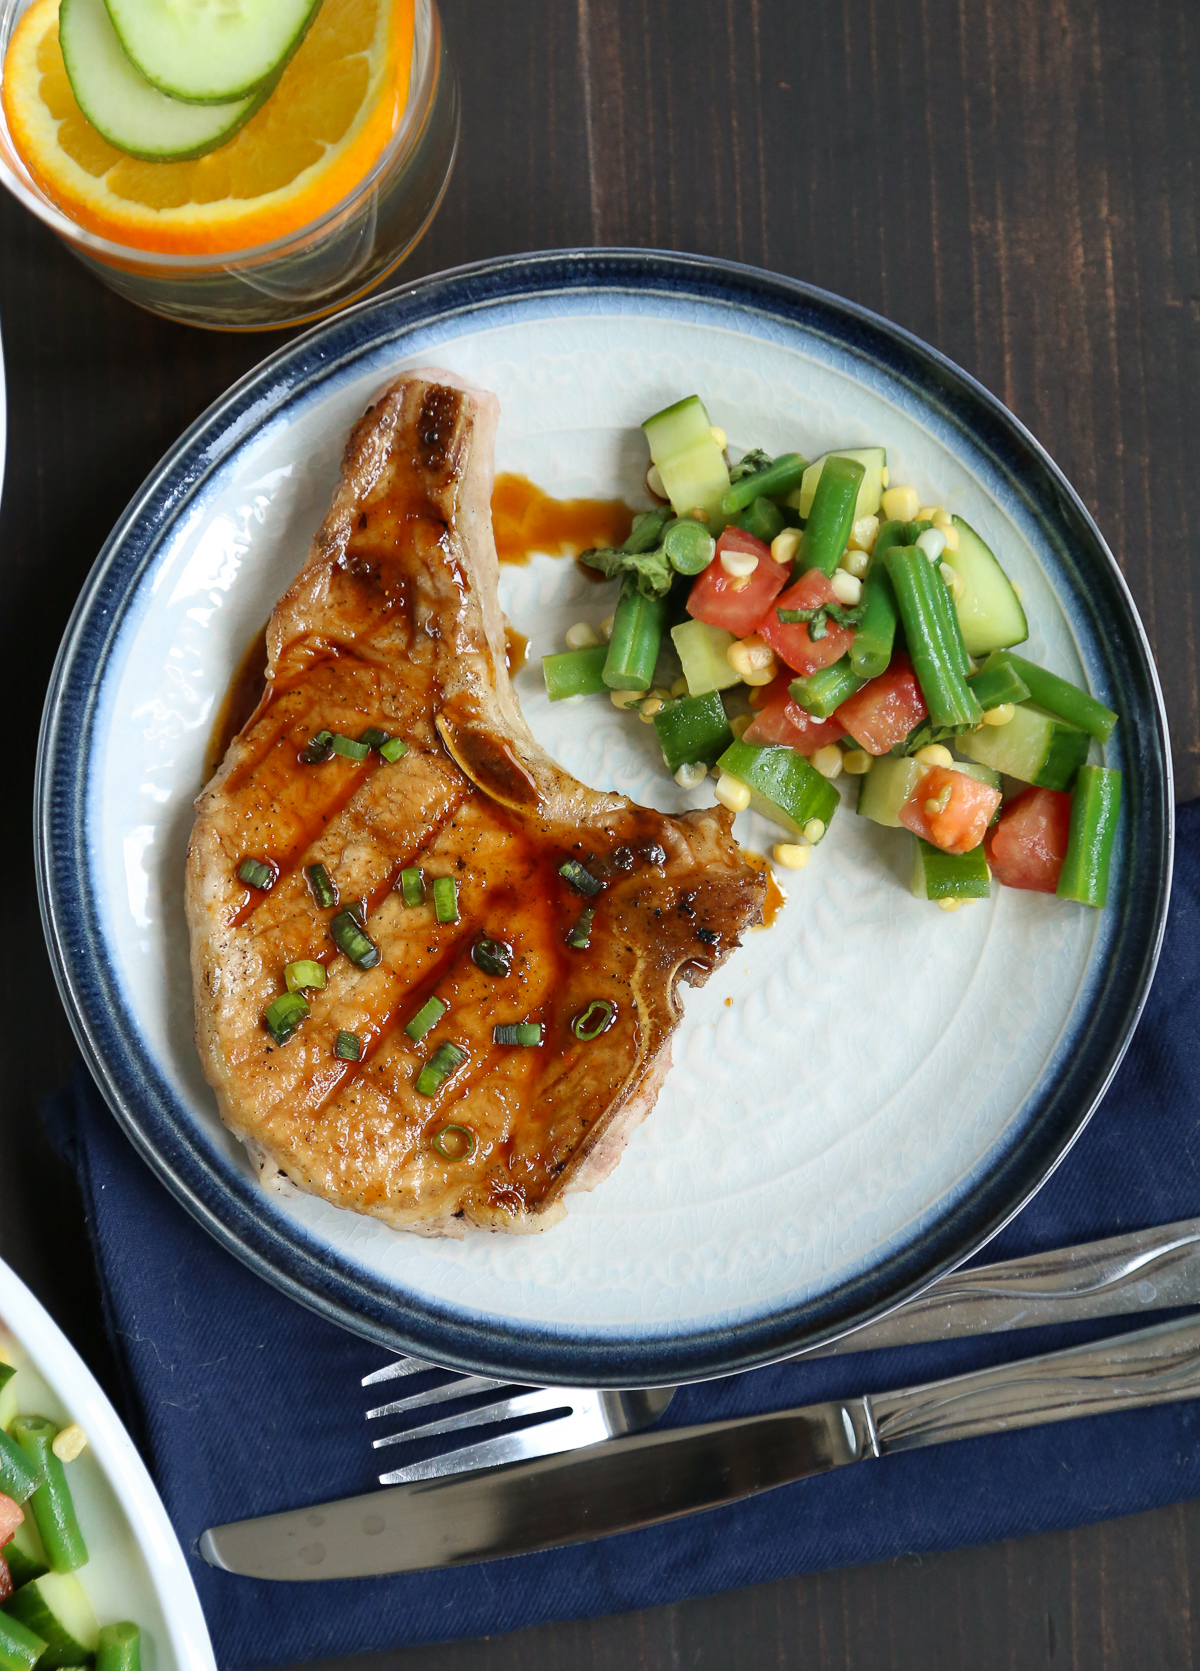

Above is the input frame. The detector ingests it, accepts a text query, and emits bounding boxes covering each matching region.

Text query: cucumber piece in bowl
[61,0,261,161]
[102,0,322,105]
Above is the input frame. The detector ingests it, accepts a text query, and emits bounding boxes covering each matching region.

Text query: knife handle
[867,1310,1200,1454]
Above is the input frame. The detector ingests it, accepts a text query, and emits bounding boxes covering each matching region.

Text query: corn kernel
[915,744,954,769]
[726,635,777,685]
[830,570,862,606]
[673,762,708,789]
[715,772,752,813]
[937,897,968,912]
[939,522,960,551]
[610,688,642,711]
[720,548,759,579]
[773,843,810,870]
[916,527,946,561]
[842,748,873,775]
[881,485,921,523]
[982,703,1016,726]
[932,507,954,531]
[640,698,663,721]
[710,427,728,450]
[565,620,600,650]
[940,561,966,600]
[670,675,689,698]
[599,614,615,639]
[52,1424,88,1463]
[770,527,802,566]
[917,504,943,524]
[849,514,880,552]
[924,786,952,817]
[730,713,752,740]
[840,547,870,579]
[729,577,751,592]
[802,817,827,844]
[646,463,666,500]
[881,466,890,488]
[812,745,843,780]
[688,506,711,524]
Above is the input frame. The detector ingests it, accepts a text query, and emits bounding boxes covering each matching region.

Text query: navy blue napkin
[44,798,1200,1670]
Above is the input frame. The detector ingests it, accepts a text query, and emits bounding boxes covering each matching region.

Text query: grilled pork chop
[187,371,766,1236]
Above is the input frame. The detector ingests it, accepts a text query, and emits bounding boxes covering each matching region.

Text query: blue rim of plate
[35,249,1173,1387]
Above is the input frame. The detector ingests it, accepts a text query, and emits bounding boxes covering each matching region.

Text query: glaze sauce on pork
[187,371,765,1236]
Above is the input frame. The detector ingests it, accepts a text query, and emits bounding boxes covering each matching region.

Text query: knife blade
[200,1310,1200,1580]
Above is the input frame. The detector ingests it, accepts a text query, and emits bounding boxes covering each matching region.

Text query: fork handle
[867,1311,1200,1454]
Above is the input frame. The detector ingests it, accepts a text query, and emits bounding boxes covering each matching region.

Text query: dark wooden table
[2,0,1198,1664]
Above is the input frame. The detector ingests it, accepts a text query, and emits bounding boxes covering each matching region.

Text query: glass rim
[0,0,440,272]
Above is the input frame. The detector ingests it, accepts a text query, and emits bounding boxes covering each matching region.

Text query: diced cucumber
[941,517,1028,656]
[786,447,886,521]
[60,0,260,162]
[856,756,1000,827]
[4,1574,97,1670]
[957,703,1089,790]
[4,1514,50,1588]
[0,1366,15,1432]
[670,620,741,695]
[642,397,731,531]
[0,1611,46,1671]
[654,692,734,772]
[103,0,321,105]
[910,838,992,901]
[715,741,839,838]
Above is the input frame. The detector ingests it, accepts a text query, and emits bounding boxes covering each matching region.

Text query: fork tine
[361,1356,440,1387]
[377,1403,608,1485]
[371,1386,576,1450]
[365,1374,511,1420]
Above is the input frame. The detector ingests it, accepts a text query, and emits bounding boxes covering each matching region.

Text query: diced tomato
[899,765,1002,855]
[756,568,855,676]
[834,653,927,755]
[0,1493,22,1549]
[743,673,846,755]
[985,787,1072,892]
[686,528,787,639]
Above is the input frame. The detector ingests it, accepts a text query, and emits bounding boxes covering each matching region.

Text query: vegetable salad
[541,395,1121,911]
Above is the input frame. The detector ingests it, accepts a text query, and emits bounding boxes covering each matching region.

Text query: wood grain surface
[1,0,1197,1664]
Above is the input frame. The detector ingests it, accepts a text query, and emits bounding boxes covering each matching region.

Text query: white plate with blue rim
[0,1256,216,1671]
[35,251,1172,1387]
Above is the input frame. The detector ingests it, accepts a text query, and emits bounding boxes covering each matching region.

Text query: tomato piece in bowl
[743,673,846,755]
[835,653,927,754]
[757,568,855,675]
[686,529,786,639]
[985,786,1072,892]
[900,765,1002,855]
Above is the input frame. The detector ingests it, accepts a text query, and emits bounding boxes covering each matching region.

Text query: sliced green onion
[572,999,616,1040]
[331,734,371,762]
[566,908,594,949]
[432,875,459,923]
[306,862,338,909]
[471,935,512,976]
[405,996,447,1042]
[417,1043,468,1098]
[335,1031,361,1061]
[380,736,409,763]
[285,959,327,993]
[264,991,308,1045]
[359,728,390,751]
[330,909,380,969]
[300,730,334,764]
[237,858,274,891]
[560,859,604,897]
[400,867,426,906]
[431,1120,476,1157]
[494,1022,544,1046]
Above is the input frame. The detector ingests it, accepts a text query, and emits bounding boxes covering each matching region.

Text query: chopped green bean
[1057,766,1122,907]
[542,645,609,701]
[0,1425,42,1505]
[788,658,864,719]
[732,496,785,545]
[602,577,670,691]
[662,518,716,575]
[884,545,983,729]
[719,452,809,514]
[96,1624,141,1671]
[0,1612,47,1671]
[982,651,1119,742]
[10,1418,87,1573]
[793,455,865,579]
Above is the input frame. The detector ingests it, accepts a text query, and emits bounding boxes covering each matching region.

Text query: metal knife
[201,1310,1200,1580]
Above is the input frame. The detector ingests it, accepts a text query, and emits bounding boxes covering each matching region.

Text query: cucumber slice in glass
[61,0,259,161]
[102,0,322,105]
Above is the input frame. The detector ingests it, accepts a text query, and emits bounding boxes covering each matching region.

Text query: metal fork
[363,1357,675,1484]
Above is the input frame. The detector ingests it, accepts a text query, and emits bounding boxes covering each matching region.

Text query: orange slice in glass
[2,0,415,256]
